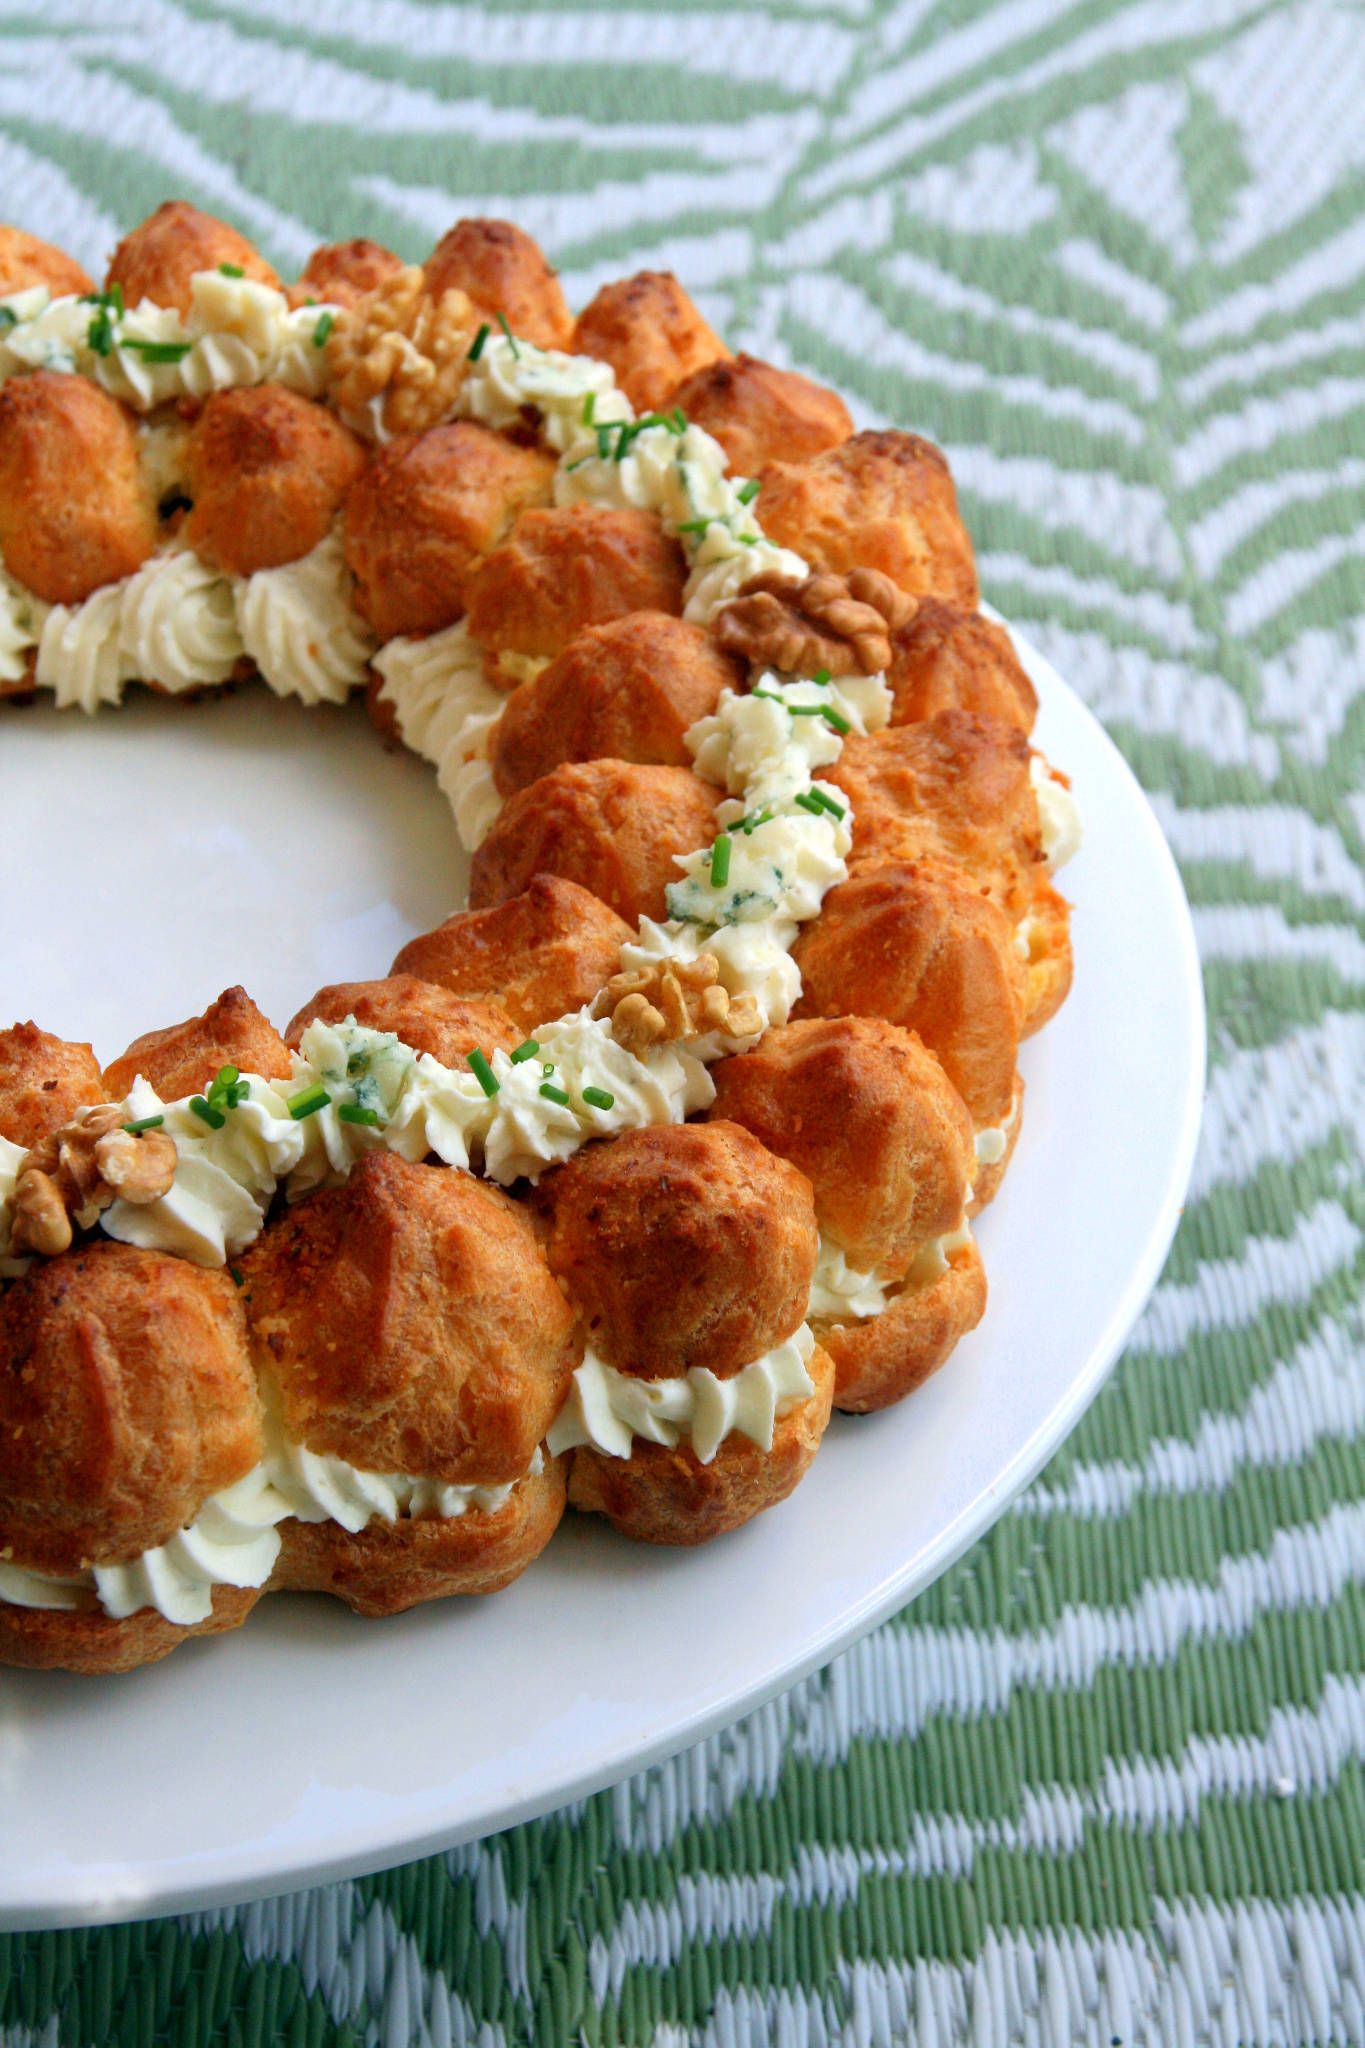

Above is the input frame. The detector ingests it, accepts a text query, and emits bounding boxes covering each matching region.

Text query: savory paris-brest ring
[0,201,1081,1671]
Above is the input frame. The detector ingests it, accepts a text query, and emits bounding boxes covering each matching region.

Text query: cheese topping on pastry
[1031,753,1082,870]
[807,1237,890,1322]
[546,1325,817,1467]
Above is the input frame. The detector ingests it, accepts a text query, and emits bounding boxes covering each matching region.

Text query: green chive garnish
[510,1039,540,1064]
[467,321,490,361]
[0,306,17,334]
[218,262,244,278]
[676,517,712,534]
[737,478,759,504]
[811,668,831,686]
[737,809,772,834]
[794,791,825,817]
[122,1113,165,1134]
[595,422,612,460]
[670,408,687,432]
[190,1095,226,1129]
[123,338,192,362]
[710,834,732,888]
[467,1049,499,1097]
[581,392,595,425]
[542,1063,555,1077]
[738,532,760,545]
[229,1265,244,1286]
[311,310,334,348]
[496,310,520,359]
[582,1086,615,1111]
[338,1102,380,1127]
[288,1083,331,1120]
[539,1082,570,1106]
[823,704,851,735]
[809,787,847,819]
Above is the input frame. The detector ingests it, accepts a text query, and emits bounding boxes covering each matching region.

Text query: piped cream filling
[806,1222,975,1328]
[546,1326,816,1467]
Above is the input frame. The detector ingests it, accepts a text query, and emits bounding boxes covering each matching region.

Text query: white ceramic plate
[0,627,1204,1930]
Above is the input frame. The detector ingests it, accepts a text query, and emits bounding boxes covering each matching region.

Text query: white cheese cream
[547,1326,816,1467]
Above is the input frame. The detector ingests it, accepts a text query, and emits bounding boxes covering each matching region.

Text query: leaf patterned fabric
[5,1,1365,2040]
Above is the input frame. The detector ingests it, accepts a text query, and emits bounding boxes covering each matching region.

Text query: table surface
[5,3,1365,2041]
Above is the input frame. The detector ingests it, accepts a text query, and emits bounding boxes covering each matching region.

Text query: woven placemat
[5,2,1365,2040]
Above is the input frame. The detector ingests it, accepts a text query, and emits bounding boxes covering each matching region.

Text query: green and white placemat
[4,0,1365,2038]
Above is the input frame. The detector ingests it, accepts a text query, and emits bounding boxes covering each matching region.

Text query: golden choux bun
[103,985,291,1103]
[566,1341,834,1545]
[0,1241,261,1573]
[105,200,280,316]
[284,977,521,1070]
[423,218,573,353]
[822,1239,987,1413]
[887,598,1037,732]
[572,271,730,414]
[0,370,156,604]
[0,1586,262,1676]
[1017,880,1074,1039]
[536,1120,817,1378]
[269,1455,567,1615]
[792,860,1022,1129]
[669,353,853,476]
[489,610,742,795]
[707,1016,975,1279]
[341,420,555,642]
[756,430,978,607]
[829,709,1044,918]
[291,237,403,310]
[183,384,366,577]
[0,1023,106,1148]
[0,223,93,298]
[241,1152,577,1484]
[968,1074,1024,1215]
[464,504,687,664]
[469,758,719,926]
[391,876,631,1035]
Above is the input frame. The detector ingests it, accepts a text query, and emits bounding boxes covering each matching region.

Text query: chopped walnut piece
[9,1103,177,1256]
[324,265,478,442]
[714,568,917,679]
[592,953,763,1054]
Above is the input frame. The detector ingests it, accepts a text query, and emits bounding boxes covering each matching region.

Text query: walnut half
[325,265,478,442]
[592,954,763,1055]
[713,567,917,679]
[9,1102,178,1257]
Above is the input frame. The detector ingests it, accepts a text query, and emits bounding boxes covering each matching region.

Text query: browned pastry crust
[707,1017,974,1279]
[0,1584,261,1676]
[669,353,853,475]
[0,225,93,299]
[285,978,521,1069]
[887,599,1037,732]
[566,1340,834,1545]
[469,759,719,926]
[105,201,281,315]
[464,504,687,663]
[1017,880,1074,1040]
[0,370,157,604]
[269,1455,567,1615]
[392,876,631,1035]
[968,1074,1024,1215]
[341,420,555,642]
[103,984,291,1102]
[0,1240,261,1572]
[423,218,573,353]
[535,1120,817,1379]
[828,710,1045,919]
[572,271,730,414]
[182,385,366,576]
[0,1023,106,1147]
[818,1240,987,1413]
[489,611,742,795]
[792,860,1022,1129]
[756,430,978,607]
[292,237,404,310]
[241,1152,577,1482]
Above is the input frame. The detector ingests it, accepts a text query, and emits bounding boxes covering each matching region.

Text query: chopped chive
[287,1083,331,1120]
[811,667,831,686]
[737,809,772,835]
[809,786,847,819]
[122,1113,165,1134]
[190,1095,226,1129]
[670,408,687,432]
[709,834,732,888]
[496,310,520,359]
[738,532,760,545]
[215,1064,240,1087]
[793,791,825,817]
[509,1038,540,1064]
[595,422,612,460]
[218,262,244,278]
[229,1265,244,1286]
[466,321,490,361]
[581,1086,615,1111]
[467,1048,499,1098]
[542,1063,555,1077]
[123,338,192,362]
[338,1102,380,1127]
[0,306,17,334]
[581,391,595,424]
[675,517,712,534]
[736,477,760,504]
[823,704,852,735]
[311,310,334,348]
[539,1082,571,1106]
